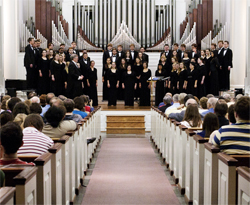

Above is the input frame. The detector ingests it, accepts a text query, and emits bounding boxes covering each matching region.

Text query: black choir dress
[196,64,206,98]
[139,69,151,106]
[107,69,119,106]
[204,57,212,95]
[133,64,143,99]
[50,60,65,96]
[123,71,137,106]
[117,66,126,100]
[37,57,50,95]
[155,70,167,107]
[125,58,132,65]
[182,58,191,71]
[187,68,198,96]
[169,70,178,95]
[87,67,98,106]
[178,69,188,93]
[102,64,111,101]
[209,57,220,96]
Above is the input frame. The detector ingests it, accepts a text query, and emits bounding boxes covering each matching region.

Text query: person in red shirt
[0,122,34,166]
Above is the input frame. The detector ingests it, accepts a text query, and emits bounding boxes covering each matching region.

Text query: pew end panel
[237,166,250,204]
[0,187,16,205]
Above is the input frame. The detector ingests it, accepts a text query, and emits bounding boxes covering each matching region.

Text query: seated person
[81,95,94,112]
[158,96,172,113]
[212,96,250,154]
[30,103,42,114]
[73,97,88,118]
[158,93,173,108]
[165,94,180,111]
[197,113,219,138]
[42,106,77,139]
[40,93,55,117]
[214,99,229,127]
[63,99,82,123]
[198,97,208,114]
[17,114,54,155]
[13,102,30,130]
[169,98,197,122]
[0,122,34,165]
[180,104,202,128]
[0,111,13,127]
[201,97,218,117]
[6,97,21,112]
[228,104,236,124]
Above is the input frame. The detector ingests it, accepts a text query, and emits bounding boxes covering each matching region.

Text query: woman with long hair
[186,62,198,96]
[107,62,120,106]
[182,52,190,71]
[117,58,127,100]
[139,62,151,106]
[168,63,178,95]
[197,112,219,138]
[125,50,132,65]
[155,64,167,106]
[133,57,143,101]
[205,49,212,94]
[197,57,206,98]
[177,62,188,93]
[209,51,220,96]
[102,57,112,101]
[87,61,98,106]
[181,104,202,128]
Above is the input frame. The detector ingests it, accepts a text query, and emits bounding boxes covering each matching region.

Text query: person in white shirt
[165,94,180,113]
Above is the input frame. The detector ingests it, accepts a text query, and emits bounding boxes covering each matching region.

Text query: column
[175,0,186,43]
[95,0,98,46]
[0,0,4,94]
[99,0,103,47]
[151,0,155,45]
[246,0,250,95]
[103,0,107,45]
[230,0,247,90]
[62,0,74,42]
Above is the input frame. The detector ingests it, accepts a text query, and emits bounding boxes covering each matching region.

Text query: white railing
[77,32,103,51]
[182,22,196,50]
[52,20,70,49]
[36,30,48,49]
[58,19,71,46]
[147,33,171,51]
[179,22,190,45]
[201,31,212,50]
[19,21,35,51]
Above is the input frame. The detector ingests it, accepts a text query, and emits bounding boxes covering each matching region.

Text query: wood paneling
[106,127,146,134]
[197,4,203,49]
[193,8,198,23]
[40,0,47,37]
[189,13,193,29]
[46,1,52,43]
[207,0,213,32]
[56,11,59,27]
[202,0,208,38]
[107,116,145,122]
[35,0,41,35]
[180,24,184,38]
[106,121,145,128]
[51,7,56,25]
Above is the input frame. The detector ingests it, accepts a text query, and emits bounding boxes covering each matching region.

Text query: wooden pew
[168,119,176,176]
[192,135,208,205]
[0,187,16,205]
[173,121,181,184]
[218,153,250,204]
[1,166,38,204]
[237,166,250,204]
[203,143,220,205]
[164,116,171,168]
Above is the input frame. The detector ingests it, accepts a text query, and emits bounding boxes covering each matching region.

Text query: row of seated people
[151,95,249,204]
[0,92,96,166]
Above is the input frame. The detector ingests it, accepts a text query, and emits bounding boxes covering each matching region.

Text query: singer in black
[87,61,98,106]
[107,62,120,106]
[122,65,137,106]
[139,62,151,106]
[154,64,167,107]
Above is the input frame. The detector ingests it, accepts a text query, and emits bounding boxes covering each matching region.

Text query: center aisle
[81,138,180,204]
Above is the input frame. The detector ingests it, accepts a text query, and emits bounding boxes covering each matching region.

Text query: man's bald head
[185,99,197,107]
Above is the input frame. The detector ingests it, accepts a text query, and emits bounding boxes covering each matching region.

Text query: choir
[24,39,233,107]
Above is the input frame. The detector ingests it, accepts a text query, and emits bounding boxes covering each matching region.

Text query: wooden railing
[151,107,250,205]
[36,29,48,49]
[1,106,101,204]
[181,22,196,50]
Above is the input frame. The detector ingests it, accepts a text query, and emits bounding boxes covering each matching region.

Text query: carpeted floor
[81,138,180,205]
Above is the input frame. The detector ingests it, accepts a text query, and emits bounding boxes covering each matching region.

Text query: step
[106,116,145,122]
[106,121,145,128]
[106,127,146,134]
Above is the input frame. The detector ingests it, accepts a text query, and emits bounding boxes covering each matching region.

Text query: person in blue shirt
[73,97,88,118]
[197,113,219,138]
[201,97,218,118]
[40,93,55,117]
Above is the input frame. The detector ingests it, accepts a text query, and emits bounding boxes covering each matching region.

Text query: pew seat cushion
[0,158,35,166]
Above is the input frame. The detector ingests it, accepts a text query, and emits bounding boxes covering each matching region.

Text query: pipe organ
[74,0,171,49]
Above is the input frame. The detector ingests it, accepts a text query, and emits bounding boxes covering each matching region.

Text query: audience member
[199,97,208,109]
[0,100,7,112]
[212,96,250,154]
[30,103,42,114]
[165,94,180,112]
[158,93,173,108]
[228,104,236,124]
[39,94,46,107]
[73,97,88,118]
[50,97,64,107]
[206,94,214,99]
[27,92,37,99]
[30,96,40,104]
[0,122,34,165]
[17,114,54,155]
[13,102,30,129]
[214,99,229,127]
[42,106,77,138]
[158,96,172,113]
[0,111,13,127]
[7,97,21,112]
[41,93,55,117]
[63,99,82,123]
[201,97,218,117]
[197,113,219,138]
[180,104,202,128]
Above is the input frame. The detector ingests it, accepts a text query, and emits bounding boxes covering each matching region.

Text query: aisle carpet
[81,138,180,205]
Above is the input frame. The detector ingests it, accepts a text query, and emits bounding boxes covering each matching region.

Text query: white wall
[62,0,74,42]
[175,0,187,43]
[245,0,250,95]
[0,0,5,94]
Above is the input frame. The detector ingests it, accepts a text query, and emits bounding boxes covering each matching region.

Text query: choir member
[79,52,91,95]
[200,50,206,59]
[51,53,66,96]
[160,44,172,69]
[125,50,132,65]
[139,62,151,106]
[140,47,149,63]
[177,62,188,93]
[209,51,220,96]
[180,44,186,60]
[138,52,143,63]
[111,48,118,63]
[48,49,54,63]
[117,58,127,100]
[173,43,182,61]
[59,54,68,93]
[66,47,74,62]
[197,57,206,98]
[189,44,200,61]
[210,43,218,57]
[103,43,113,65]
[154,64,167,107]
[117,44,125,68]
[48,42,54,50]
[129,44,138,65]
[133,57,143,101]
[70,41,80,56]
[37,49,51,95]
[168,63,178,95]
[102,57,112,101]
[35,39,43,58]
[107,62,120,106]
[122,65,137,106]
[24,37,36,90]
[87,61,98,106]
[182,52,190,71]
[205,49,212,94]
[187,62,198,96]
[159,55,168,73]
[220,41,233,90]
[67,54,84,99]
[172,50,180,62]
